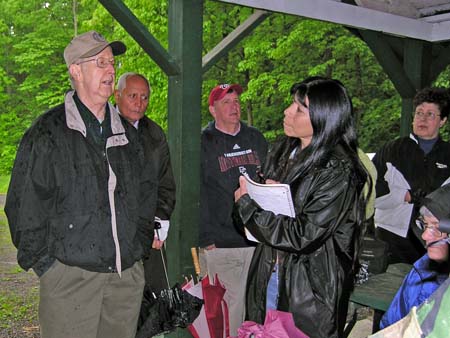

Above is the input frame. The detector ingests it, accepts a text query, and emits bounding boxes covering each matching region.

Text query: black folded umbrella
[136,225,203,338]
[136,282,203,338]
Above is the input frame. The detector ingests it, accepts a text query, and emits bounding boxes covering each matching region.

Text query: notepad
[242,173,295,242]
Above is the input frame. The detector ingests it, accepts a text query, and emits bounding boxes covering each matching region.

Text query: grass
[0,202,40,333]
[0,289,39,329]
[0,210,12,255]
[0,175,10,194]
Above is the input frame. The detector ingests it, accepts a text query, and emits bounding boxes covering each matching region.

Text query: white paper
[375,163,450,238]
[154,217,170,241]
[242,173,295,242]
[374,163,412,237]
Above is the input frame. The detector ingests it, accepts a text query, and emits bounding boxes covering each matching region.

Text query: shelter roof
[217,0,450,42]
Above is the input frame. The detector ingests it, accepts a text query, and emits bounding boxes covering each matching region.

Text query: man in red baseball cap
[199,83,268,336]
[207,84,244,135]
[208,83,243,106]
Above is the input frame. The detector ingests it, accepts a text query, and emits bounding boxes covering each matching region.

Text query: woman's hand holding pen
[234,176,281,202]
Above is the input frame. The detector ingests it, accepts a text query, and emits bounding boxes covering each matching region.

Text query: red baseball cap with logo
[208,84,243,106]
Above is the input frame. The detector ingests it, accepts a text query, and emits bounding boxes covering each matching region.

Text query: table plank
[350,263,412,312]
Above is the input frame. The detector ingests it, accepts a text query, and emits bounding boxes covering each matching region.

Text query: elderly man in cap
[6,31,152,338]
[199,83,267,335]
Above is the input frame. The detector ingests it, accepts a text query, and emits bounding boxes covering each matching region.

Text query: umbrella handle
[191,247,201,277]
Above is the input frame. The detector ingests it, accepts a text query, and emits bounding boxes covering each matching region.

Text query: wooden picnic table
[350,263,412,311]
[345,263,412,336]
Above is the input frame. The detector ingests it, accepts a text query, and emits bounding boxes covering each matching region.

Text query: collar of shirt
[116,107,140,129]
[214,122,241,136]
[416,135,438,155]
[74,92,112,145]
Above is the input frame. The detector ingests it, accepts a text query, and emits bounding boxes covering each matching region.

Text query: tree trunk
[244,69,253,125]
[72,0,78,36]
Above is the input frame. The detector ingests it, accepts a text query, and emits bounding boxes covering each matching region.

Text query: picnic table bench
[345,263,412,336]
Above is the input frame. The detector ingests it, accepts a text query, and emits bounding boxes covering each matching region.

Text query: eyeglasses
[126,93,149,102]
[76,57,115,68]
[414,111,441,121]
[416,217,443,237]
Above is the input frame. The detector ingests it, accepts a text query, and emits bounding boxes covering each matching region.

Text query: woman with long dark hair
[234,77,370,338]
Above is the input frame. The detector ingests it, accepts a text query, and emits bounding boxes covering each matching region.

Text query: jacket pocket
[48,213,104,266]
[306,247,335,311]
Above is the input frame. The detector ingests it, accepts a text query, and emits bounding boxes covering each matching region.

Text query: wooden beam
[358,30,415,97]
[420,3,450,18]
[202,10,270,73]
[401,98,413,137]
[400,39,430,136]
[403,39,431,89]
[355,0,418,18]
[431,42,450,80]
[98,0,180,76]
[214,0,450,42]
[166,3,203,326]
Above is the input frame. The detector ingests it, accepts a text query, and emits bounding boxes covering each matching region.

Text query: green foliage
[0,175,10,194]
[1,0,449,173]
[359,96,402,152]
[0,111,27,174]
[0,0,79,174]
[433,65,450,141]
[202,8,400,152]
[0,293,33,329]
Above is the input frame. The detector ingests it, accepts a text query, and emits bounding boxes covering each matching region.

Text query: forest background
[1,0,450,176]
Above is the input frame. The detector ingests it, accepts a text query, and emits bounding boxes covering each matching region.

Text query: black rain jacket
[6,91,158,276]
[236,137,362,338]
[129,115,176,221]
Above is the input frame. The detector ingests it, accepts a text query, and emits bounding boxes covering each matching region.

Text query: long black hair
[286,78,357,180]
[266,77,371,269]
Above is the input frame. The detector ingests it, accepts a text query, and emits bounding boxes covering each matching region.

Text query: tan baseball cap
[63,30,126,68]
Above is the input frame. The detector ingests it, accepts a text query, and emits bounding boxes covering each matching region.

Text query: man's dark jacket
[130,115,175,221]
[6,91,157,276]
[128,114,176,293]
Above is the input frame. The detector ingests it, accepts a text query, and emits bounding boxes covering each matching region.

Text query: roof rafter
[215,0,450,42]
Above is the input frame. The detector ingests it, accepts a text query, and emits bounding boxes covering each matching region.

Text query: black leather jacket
[236,138,362,338]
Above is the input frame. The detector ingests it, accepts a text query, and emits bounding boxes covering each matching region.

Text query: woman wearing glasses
[372,87,450,265]
[380,184,450,329]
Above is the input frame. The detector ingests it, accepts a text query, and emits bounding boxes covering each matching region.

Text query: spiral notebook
[242,173,295,242]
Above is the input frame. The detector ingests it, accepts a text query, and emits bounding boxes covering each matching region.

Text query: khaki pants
[200,247,255,337]
[39,260,145,338]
